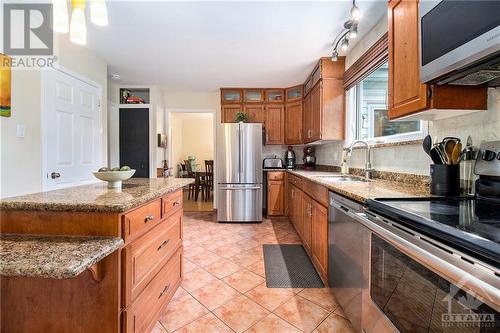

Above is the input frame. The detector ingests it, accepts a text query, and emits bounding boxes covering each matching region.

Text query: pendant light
[53,0,69,33]
[91,0,108,26]
[70,0,87,45]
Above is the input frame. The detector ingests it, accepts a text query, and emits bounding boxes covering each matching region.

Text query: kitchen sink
[313,175,370,182]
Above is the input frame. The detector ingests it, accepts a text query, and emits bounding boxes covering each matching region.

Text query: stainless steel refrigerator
[217,123,263,222]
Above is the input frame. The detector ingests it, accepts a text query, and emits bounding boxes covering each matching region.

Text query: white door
[44,69,101,191]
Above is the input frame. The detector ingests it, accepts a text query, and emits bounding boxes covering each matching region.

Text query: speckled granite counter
[0,234,123,279]
[287,170,429,203]
[0,177,194,213]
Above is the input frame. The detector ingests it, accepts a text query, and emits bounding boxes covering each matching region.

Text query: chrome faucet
[346,140,374,179]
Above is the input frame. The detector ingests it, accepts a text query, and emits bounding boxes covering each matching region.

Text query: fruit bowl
[92,170,136,188]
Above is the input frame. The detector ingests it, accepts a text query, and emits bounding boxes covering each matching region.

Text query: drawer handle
[159,284,171,299]
[172,200,181,206]
[144,215,154,222]
[158,239,170,250]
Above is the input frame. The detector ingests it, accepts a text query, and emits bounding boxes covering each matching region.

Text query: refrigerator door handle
[219,186,261,190]
[238,124,242,180]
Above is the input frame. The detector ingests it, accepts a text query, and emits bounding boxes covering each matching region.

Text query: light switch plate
[16,125,26,138]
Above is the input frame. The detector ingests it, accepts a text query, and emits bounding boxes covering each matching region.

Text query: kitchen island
[0,177,193,333]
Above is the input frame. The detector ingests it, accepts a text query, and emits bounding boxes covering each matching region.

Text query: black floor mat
[263,244,324,288]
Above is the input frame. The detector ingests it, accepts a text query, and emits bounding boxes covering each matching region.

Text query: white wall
[313,15,500,176]
[170,113,214,174]
[0,34,108,198]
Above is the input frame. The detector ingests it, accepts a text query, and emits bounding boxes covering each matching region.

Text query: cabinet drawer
[123,199,162,242]
[288,174,303,188]
[268,171,284,181]
[162,189,183,218]
[123,210,183,305]
[123,247,182,333]
[303,180,328,208]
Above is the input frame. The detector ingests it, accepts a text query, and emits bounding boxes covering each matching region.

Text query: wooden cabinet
[311,200,328,281]
[302,58,345,143]
[244,104,264,123]
[285,101,302,144]
[222,104,243,123]
[286,174,329,283]
[244,89,264,103]
[221,89,243,104]
[268,172,285,216]
[265,89,285,103]
[286,85,303,102]
[265,104,285,144]
[388,0,487,120]
[301,195,312,255]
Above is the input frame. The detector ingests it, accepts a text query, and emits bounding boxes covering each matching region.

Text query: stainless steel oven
[420,0,500,86]
[354,210,500,332]
[329,191,499,332]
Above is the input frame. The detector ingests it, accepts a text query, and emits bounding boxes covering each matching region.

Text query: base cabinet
[268,172,285,216]
[287,175,329,283]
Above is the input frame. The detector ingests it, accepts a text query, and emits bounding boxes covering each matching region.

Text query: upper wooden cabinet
[222,104,243,123]
[221,89,243,104]
[286,85,303,102]
[285,101,302,145]
[244,89,264,103]
[302,57,345,143]
[244,104,264,123]
[265,89,285,103]
[388,0,487,120]
[265,104,285,145]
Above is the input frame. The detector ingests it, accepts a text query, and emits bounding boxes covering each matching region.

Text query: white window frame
[345,83,428,147]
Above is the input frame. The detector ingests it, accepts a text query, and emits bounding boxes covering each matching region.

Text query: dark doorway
[119,108,149,178]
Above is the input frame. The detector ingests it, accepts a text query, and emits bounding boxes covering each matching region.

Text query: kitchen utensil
[444,140,456,164]
[422,135,432,157]
[430,147,444,164]
[451,142,462,165]
[435,144,448,164]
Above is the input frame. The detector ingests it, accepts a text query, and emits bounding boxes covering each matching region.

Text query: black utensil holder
[430,164,460,196]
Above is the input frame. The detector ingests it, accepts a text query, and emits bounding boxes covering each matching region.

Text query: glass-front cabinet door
[244,89,264,103]
[221,89,243,104]
[265,89,284,103]
[286,85,303,102]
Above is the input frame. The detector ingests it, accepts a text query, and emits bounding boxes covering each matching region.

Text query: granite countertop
[0,234,123,279]
[0,177,194,213]
[287,170,429,203]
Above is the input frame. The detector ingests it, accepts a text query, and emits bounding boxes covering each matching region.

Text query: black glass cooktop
[366,197,500,268]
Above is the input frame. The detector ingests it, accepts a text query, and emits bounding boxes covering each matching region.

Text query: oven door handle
[350,211,500,312]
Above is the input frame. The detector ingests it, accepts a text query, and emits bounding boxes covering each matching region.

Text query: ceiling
[86,1,386,91]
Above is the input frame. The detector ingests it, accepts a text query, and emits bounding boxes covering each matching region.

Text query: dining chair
[204,160,214,201]
[184,160,197,200]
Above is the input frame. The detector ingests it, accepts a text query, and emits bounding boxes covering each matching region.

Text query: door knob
[51,172,61,179]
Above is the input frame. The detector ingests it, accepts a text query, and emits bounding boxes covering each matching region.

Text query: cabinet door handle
[159,283,171,299]
[144,215,154,222]
[158,239,170,250]
[173,200,181,206]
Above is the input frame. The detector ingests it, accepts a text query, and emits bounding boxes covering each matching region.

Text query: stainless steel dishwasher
[328,192,398,333]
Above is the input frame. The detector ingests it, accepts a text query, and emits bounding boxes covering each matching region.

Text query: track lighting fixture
[331,0,362,61]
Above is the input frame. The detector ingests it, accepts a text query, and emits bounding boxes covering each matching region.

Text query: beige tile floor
[155,211,355,333]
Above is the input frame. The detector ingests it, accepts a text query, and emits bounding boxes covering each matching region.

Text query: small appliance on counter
[263,156,284,170]
[303,147,316,170]
[285,146,296,169]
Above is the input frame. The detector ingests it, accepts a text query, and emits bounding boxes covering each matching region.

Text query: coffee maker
[303,147,316,170]
[285,146,296,169]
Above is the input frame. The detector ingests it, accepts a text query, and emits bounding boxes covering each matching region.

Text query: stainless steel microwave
[420,0,500,86]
